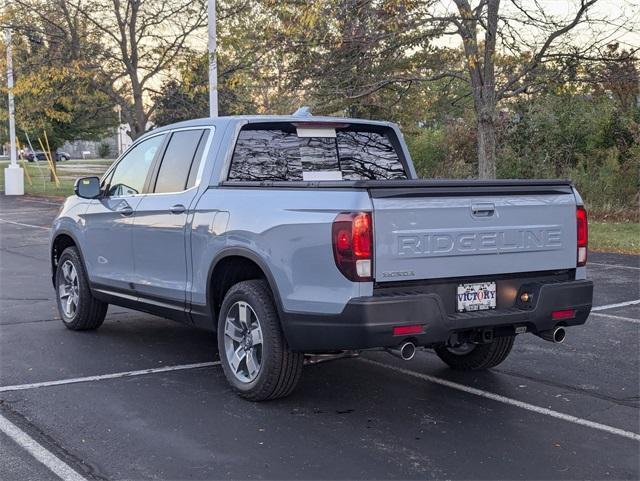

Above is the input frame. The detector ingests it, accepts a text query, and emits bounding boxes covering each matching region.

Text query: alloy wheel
[223,301,264,383]
[58,260,80,319]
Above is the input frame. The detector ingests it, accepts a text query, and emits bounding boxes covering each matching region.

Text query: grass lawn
[0,159,114,198]
[590,222,640,255]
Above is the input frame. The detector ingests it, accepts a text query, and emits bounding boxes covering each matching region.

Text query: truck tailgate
[370,181,577,282]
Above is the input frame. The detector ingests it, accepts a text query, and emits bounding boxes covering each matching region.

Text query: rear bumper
[281,280,593,352]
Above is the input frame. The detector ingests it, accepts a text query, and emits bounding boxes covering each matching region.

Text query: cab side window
[154,129,205,193]
[108,134,165,196]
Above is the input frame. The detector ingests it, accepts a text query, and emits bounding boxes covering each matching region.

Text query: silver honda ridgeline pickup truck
[50,114,593,400]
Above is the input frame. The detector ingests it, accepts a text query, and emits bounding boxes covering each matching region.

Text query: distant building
[61,124,133,159]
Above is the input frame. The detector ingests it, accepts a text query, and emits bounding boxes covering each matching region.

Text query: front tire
[55,247,107,330]
[217,280,303,401]
[434,336,515,370]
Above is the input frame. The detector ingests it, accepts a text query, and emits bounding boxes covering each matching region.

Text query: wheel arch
[207,248,285,328]
[50,230,85,286]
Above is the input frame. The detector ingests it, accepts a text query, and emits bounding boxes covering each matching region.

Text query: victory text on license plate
[456,282,497,312]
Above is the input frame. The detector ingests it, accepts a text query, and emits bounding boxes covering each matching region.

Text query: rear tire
[217,279,303,401]
[55,247,107,330]
[434,336,515,370]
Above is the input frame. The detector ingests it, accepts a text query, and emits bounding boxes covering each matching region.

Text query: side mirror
[74,176,101,199]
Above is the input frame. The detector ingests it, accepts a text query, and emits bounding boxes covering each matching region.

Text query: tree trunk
[130,112,146,140]
[128,87,146,139]
[475,92,497,179]
[129,98,147,140]
[453,0,499,180]
[477,115,497,179]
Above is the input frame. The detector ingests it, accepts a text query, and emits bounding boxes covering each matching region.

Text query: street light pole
[4,3,24,195]
[207,0,218,117]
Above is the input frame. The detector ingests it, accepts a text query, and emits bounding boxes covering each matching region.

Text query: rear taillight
[576,206,588,267]
[332,212,373,281]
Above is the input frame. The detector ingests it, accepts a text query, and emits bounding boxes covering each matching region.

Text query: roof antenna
[292,106,312,117]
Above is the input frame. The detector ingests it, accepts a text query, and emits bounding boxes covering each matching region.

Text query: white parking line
[0,210,57,215]
[21,198,61,206]
[2,357,639,443]
[0,413,87,481]
[0,361,220,393]
[0,219,50,230]
[359,358,640,442]
[592,299,640,312]
[591,312,640,324]
[590,262,640,271]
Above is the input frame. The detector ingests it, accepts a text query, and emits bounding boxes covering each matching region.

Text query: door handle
[169,204,186,214]
[471,203,495,217]
[118,206,134,216]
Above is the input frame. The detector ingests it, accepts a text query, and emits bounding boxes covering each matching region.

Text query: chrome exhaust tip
[387,341,416,361]
[537,326,566,344]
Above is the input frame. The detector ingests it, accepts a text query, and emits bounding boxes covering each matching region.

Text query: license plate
[456,282,497,312]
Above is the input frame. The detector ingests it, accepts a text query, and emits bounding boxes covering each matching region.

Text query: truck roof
[146,115,396,137]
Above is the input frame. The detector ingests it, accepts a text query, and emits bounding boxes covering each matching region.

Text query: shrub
[97,142,111,159]
[567,147,639,220]
[406,93,639,220]
[406,128,445,177]
[407,120,475,179]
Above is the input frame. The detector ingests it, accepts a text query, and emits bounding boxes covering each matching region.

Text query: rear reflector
[551,309,576,320]
[393,325,424,336]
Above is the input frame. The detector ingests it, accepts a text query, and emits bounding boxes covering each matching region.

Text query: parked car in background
[50,113,593,401]
[25,149,71,162]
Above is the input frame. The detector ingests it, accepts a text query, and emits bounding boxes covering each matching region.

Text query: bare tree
[454,0,593,177]
[11,0,207,139]
[342,0,637,178]
[78,0,207,139]
[438,0,639,177]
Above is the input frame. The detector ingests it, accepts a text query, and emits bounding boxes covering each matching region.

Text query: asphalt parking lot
[0,194,638,480]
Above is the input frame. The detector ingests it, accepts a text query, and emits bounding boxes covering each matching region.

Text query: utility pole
[4,2,24,195]
[208,0,218,117]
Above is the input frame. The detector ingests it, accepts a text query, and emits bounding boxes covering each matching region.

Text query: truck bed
[222,178,578,282]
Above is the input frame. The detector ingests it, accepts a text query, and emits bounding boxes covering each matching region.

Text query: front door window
[108,135,165,196]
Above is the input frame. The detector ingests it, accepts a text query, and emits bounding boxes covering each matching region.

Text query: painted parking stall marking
[0,210,59,216]
[590,262,640,271]
[0,413,88,481]
[360,358,640,442]
[0,218,50,230]
[0,361,220,393]
[591,299,640,311]
[2,355,638,443]
[591,312,640,324]
[20,198,63,206]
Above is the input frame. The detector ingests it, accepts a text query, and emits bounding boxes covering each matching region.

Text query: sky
[180,0,640,54]
[530,0,639,48]
[432,0,640,51]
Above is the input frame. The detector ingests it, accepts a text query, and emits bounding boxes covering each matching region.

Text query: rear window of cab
[227,123,408,181]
